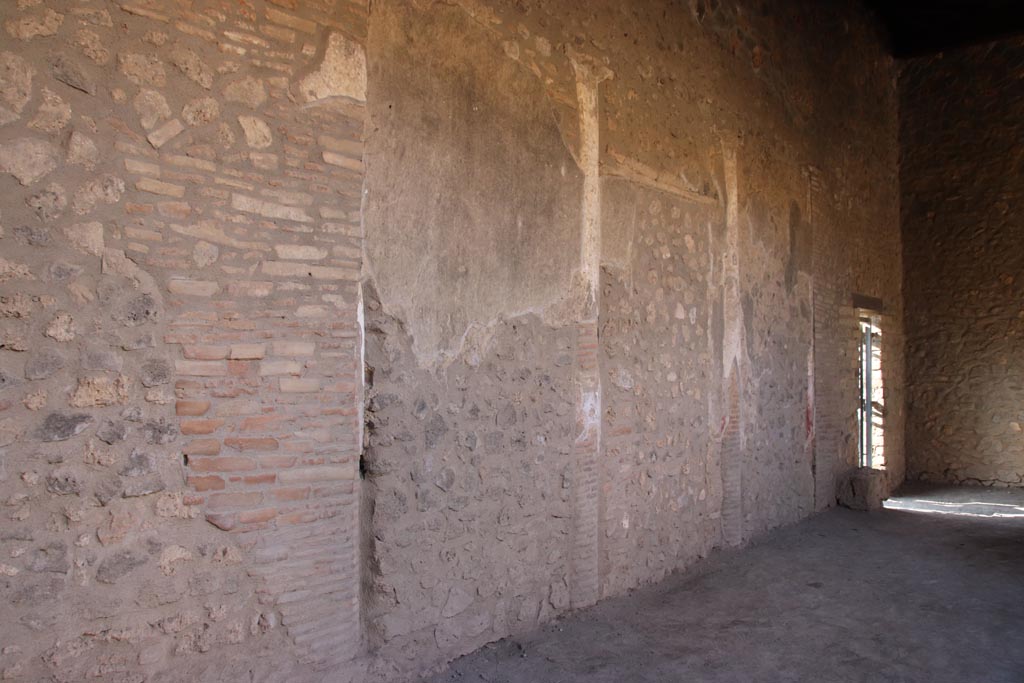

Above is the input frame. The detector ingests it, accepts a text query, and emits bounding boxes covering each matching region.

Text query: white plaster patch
[299,32,366,103]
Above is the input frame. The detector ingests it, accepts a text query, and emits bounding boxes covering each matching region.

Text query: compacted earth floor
[423,484,1024,683]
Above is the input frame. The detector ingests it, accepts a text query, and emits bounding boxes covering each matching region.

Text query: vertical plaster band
[719,144,745,547]
[569,59,604,608]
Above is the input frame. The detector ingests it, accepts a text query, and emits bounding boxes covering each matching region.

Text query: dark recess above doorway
[862,0,1024,57]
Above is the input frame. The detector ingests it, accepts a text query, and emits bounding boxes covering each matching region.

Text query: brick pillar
[173,94,365,665]
[720,369,743,546]
[129,5,373,670]
[570,321,601,607]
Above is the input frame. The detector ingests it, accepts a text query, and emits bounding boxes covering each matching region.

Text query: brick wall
[902,37,1024,486]
[0,1,367,680]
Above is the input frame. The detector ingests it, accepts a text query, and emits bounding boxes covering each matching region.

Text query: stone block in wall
[837,467,887,511]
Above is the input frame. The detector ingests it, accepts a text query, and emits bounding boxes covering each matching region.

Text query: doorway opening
[857,313,885,469]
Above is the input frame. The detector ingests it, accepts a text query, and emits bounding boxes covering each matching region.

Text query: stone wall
[0,0,904,681]
[361,0,904,677]
[0,1,367,680]
[901,38,1024,486]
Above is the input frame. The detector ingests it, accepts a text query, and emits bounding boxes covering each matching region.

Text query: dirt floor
[422,485,1024,683]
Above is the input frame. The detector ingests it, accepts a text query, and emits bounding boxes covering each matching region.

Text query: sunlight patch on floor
[884,497,1024,518]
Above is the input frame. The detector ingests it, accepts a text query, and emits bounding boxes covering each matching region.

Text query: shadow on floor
[423,484,1024,683]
